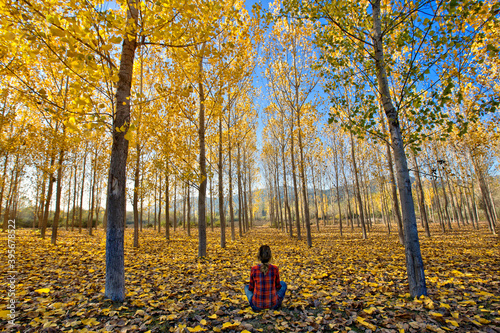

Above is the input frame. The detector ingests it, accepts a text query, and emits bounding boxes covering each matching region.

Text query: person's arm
[275,267,281,291]
[249,268,255,292]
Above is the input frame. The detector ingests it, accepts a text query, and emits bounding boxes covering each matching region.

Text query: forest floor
[1,223,499,333]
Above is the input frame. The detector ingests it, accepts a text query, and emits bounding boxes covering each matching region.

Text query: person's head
[258,245,272,274]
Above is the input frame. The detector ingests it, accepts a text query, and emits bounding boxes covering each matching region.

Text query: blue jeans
[244,281,287,311]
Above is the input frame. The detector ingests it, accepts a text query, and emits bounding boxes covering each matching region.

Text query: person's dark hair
[258,245,272,275]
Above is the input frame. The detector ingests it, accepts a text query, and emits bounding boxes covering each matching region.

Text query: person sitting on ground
[244,245,287,311]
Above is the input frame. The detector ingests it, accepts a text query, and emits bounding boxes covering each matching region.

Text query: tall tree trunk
[332,141,343,236]
[335,175,343,237]
[243,163,249,233]
[281,145,293,238]
[0,154,8,225]
[430,170,446,232]
[436,164,452,230]
[290,138,301,239]
[412,153,430,237]
[275,166,284,232]
[42,154,55,239]
[372,0,426,297]
[445,171,460,228]
[381,182,391,233]
[154,173,157,230]
[65,160,72,231]
[473,159,496,234]
[218,113,226,248]
[8,158,21,223]
[361,172,371,232]
[311,164,320,232]
[1,155,12,231]
[386,138,404,244]
[79,150,88,233]
[133,144,140,248]
[297,124,312,247]
[134,42,144,245]
[242,150,249,233]
[140,171,143,232]
[34,170,41,229]
[182,185,186,231]
[95,176,102,229]
[341,164,353,231]
[165,171,170,240]
[210,171,214,231]
[147,199,151,226]
[105,1,138,302]
[350,133,367,239]
[173,179,177,232]
[197,47,207,257]
[321,177,328,226]
[460,188,474,228]
[51,149,65,244]
[228,141,235,241]
[248,164,254,229]
[237,144,243,237]
[158,174,162,233]
[470,183,479,229]
[38,172,47,229]
[455,185,466,226]
[187,185,191,236]
[489,190,498,224]
[88,147,98,236]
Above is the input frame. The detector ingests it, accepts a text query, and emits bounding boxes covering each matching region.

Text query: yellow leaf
[440,302,450,309]
[110,36,122,44]
[363,306,377,315]
[49,27,65,37]
[476,317,490,324]
[208,314,217,319]
[4,32,16,40]
[429,311,443,317]
[200,319,207,325]
[187,325,206,332]
[356,317,376,330]
[52,302,64,309]
[35,288,50,294]
[43,321,57,328]
[81,318,100,326]
[0,310,11,319]
[445,319,459,327]
[222,321,240,329]
[451,312,459,319]
[167,314,177,320]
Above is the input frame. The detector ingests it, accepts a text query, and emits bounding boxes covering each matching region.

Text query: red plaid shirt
[248,264,282,309]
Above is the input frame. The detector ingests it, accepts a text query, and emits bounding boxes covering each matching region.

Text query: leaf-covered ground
[1,223,499,333]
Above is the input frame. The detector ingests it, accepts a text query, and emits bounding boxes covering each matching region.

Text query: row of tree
[0,0,498,301]
[259,0,499,298]
[0,0,266,301]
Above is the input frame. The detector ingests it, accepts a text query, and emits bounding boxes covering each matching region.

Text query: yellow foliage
[1,225,499,332]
